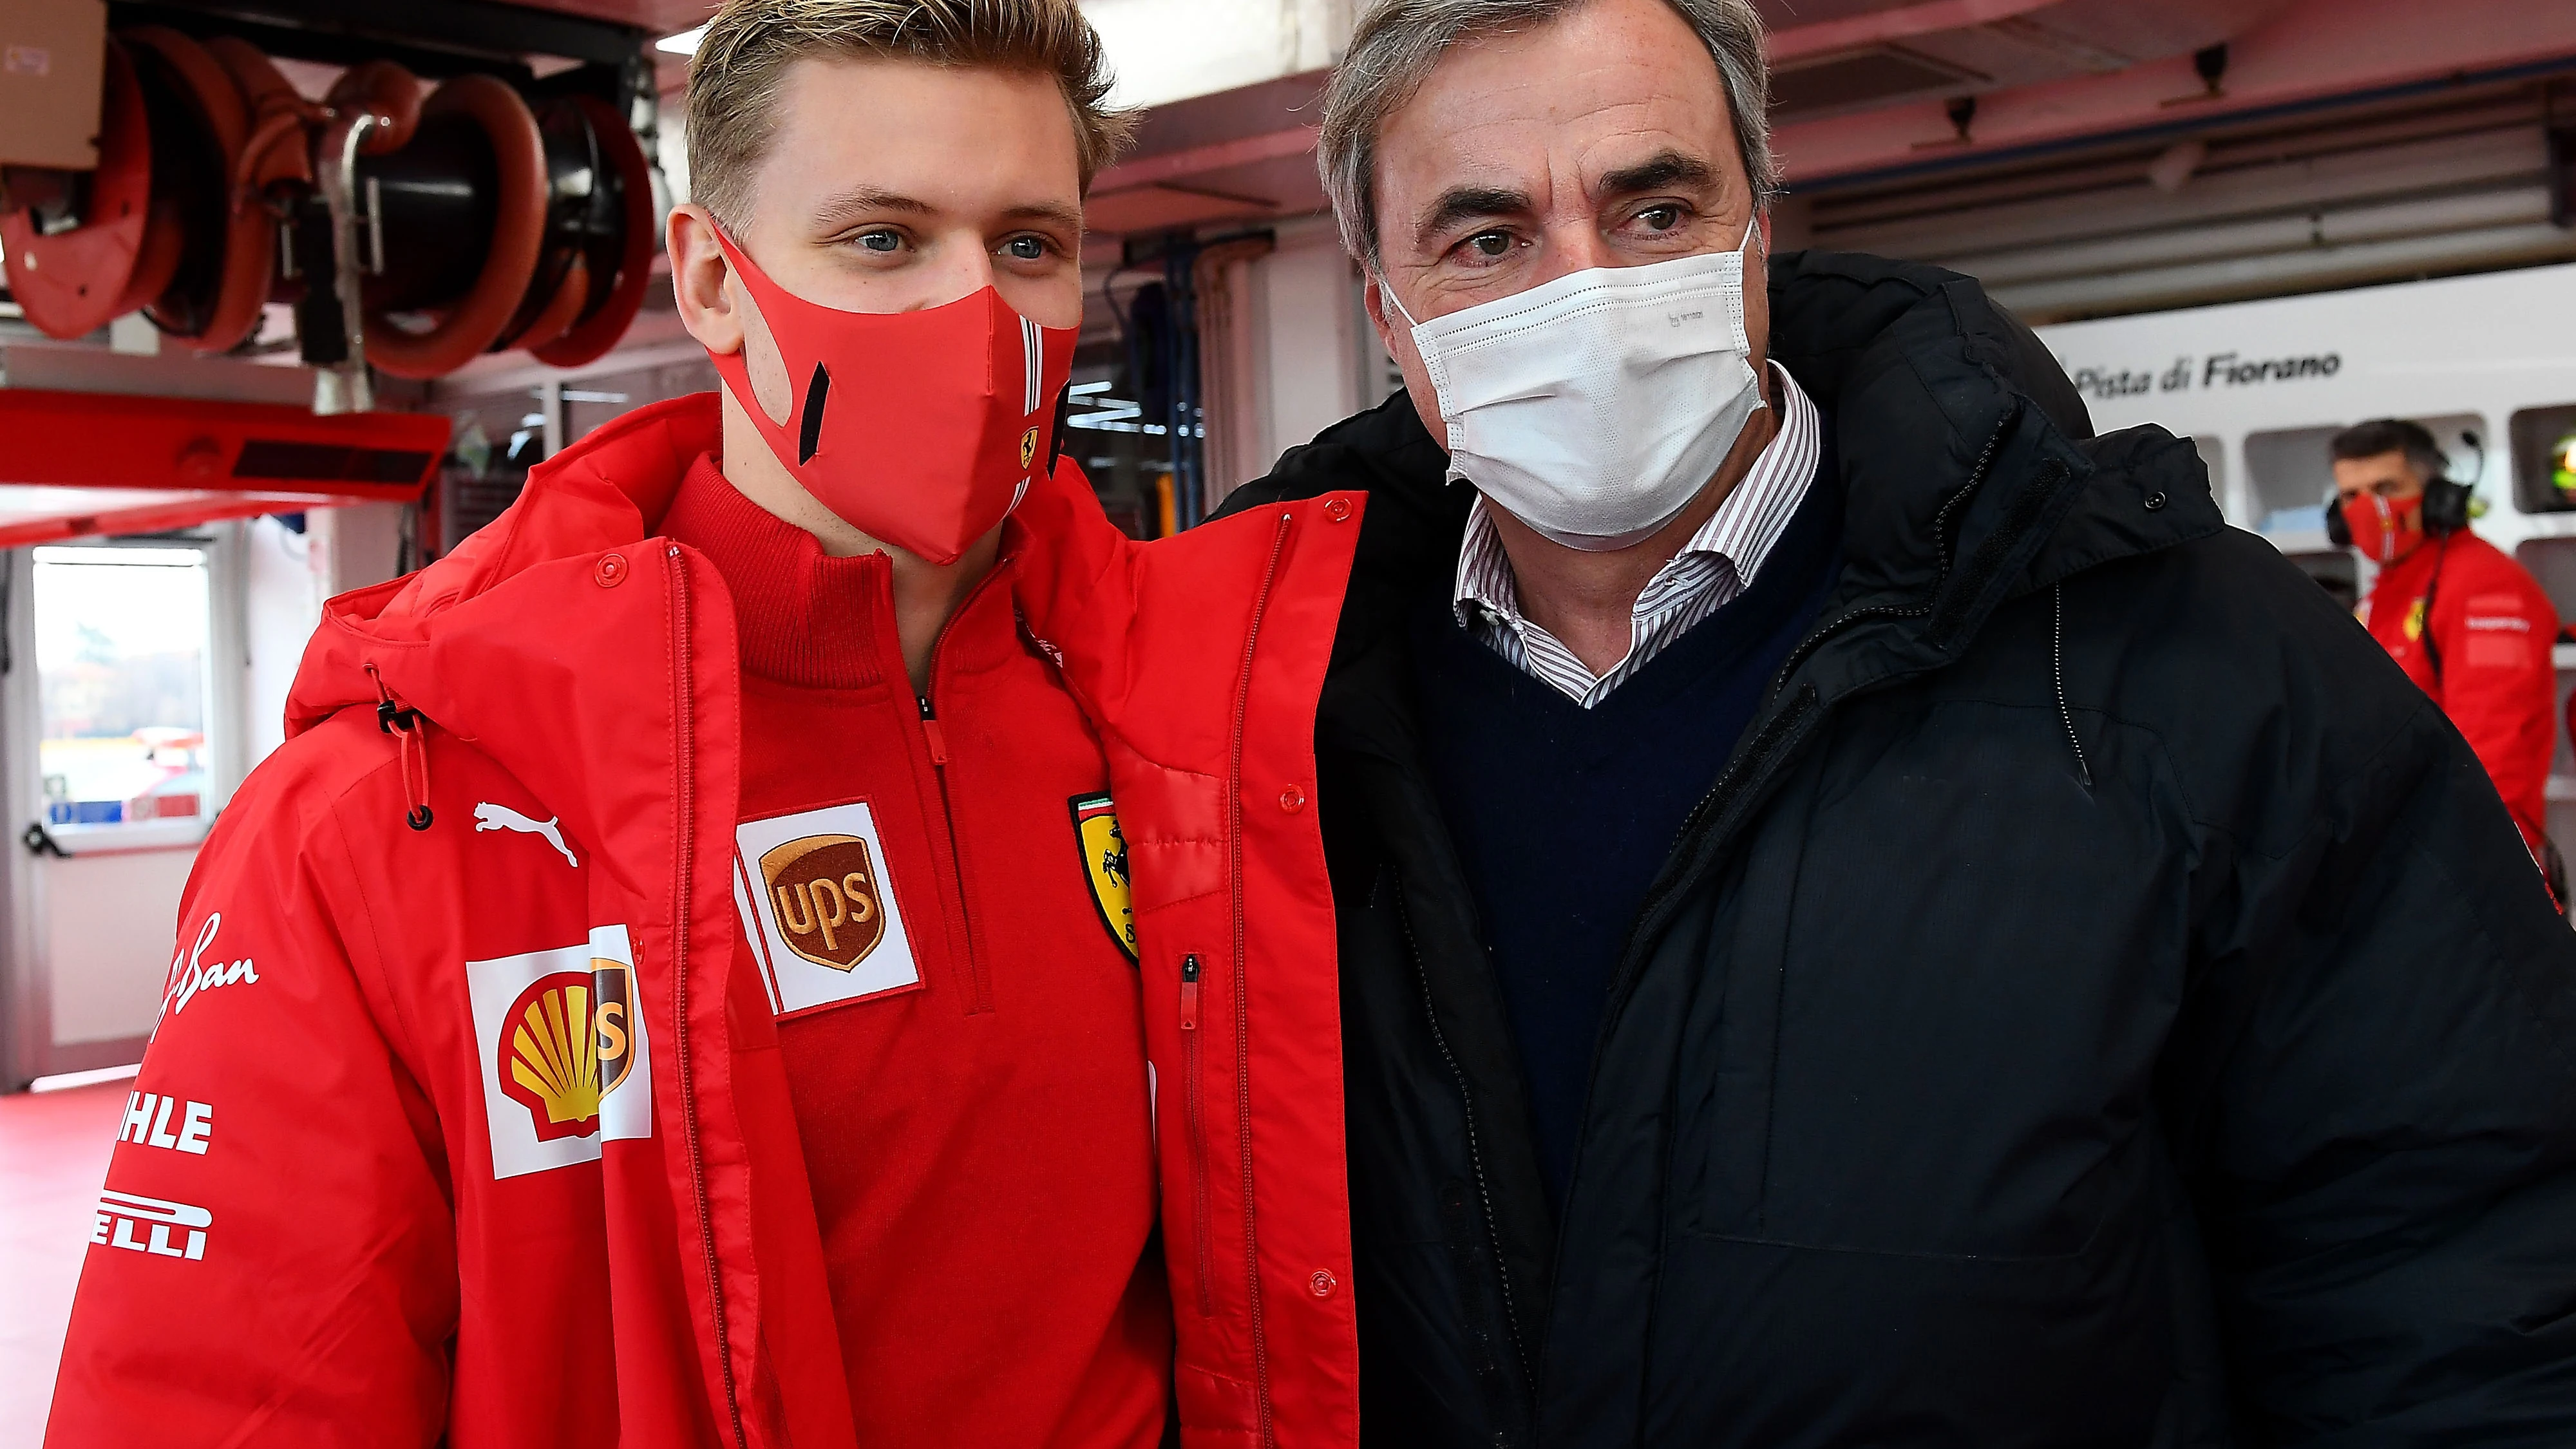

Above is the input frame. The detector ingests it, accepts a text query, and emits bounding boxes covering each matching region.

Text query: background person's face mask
[1388,220,1766,551]
[2342,489,2426,564]
[705,227,1075,565]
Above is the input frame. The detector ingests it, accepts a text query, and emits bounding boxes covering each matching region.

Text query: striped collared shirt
[1452,362,1822,708]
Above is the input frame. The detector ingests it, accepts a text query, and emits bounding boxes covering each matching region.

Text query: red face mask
[705,229,1077,565]
[2342,490,2426,564]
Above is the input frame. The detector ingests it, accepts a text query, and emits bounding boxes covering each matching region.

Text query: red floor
[0,1083,125,1449]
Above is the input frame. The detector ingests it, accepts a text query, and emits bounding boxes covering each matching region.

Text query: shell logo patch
[468,925,652,1179]
[1019,426,1041,470]
[733,800,922,1016]
[496,958,641,1142]
[1070,792,1137,960]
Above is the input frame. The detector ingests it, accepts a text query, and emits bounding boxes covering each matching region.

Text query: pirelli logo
[91,1189,210,1262]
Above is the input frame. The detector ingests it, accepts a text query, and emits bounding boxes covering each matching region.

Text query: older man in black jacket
[1217,0,2576,1443]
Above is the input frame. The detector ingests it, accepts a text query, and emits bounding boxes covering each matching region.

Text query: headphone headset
[2324,425,2476,546]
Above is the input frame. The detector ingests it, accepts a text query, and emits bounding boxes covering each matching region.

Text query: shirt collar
[1453,360,1821,629]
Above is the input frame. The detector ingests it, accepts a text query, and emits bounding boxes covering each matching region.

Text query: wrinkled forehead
[1372,8,1745,216]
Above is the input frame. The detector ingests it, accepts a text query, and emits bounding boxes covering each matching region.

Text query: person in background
[2333,417,2562,867]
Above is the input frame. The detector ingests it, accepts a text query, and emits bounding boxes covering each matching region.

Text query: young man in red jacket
[2334,417,2561,862]
[44,3,1366,1445]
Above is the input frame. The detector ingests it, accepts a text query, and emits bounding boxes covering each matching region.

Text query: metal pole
[314,110,383,415]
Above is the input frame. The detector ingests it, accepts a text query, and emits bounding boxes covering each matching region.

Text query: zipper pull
[917,694,947,767]
[1179,954,1200,1031]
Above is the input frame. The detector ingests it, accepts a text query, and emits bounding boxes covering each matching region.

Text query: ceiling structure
[603,0,2576,301]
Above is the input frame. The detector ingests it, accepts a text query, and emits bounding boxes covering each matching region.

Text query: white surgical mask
[1387,220,1766,550]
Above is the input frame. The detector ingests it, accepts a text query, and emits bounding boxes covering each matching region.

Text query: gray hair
[1318,0,1777,269]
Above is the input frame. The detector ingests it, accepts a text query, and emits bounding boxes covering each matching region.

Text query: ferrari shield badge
[1070,792,1137,960]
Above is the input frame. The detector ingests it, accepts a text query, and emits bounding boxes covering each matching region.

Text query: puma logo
[473,802,578,868]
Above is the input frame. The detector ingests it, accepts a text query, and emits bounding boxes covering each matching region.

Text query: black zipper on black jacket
[1628,399,2009,969]
[1569,405,2027,1205]
[1392,878,1534,1422]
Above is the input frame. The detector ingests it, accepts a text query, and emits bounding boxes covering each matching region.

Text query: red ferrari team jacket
[44,393,1365,1449]
[2359,529,2560,851]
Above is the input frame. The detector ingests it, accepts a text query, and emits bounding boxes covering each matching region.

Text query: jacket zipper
[667,545,746,1449]
[1179,951,1215,1316]
[1232,513,1293,1448]
[1661,406,2019,898]
[1392,880,1534,1414]
[1522,411,2034,1354]
[916,573,1005,1016]
[1759,409,2013,708]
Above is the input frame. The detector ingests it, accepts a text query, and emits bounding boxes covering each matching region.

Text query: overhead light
[2146,139,2206,194]
[656,24,706,57]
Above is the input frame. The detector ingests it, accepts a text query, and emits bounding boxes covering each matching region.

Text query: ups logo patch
[733,801,922,1017]
[760,833,886,970]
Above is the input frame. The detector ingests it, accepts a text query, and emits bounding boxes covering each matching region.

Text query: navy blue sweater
[1409,466,1843,1212]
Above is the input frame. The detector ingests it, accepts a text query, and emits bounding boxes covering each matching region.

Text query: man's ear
[668,204,743,355]
[670,204,792,424]
[1361,271,1396,356]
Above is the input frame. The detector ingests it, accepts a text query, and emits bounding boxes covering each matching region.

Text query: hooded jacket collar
[281,392,797,1448]
[285,395,723,738]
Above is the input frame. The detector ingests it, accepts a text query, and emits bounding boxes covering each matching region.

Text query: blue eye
[1005,236,1047,260]
[858,231,900,253]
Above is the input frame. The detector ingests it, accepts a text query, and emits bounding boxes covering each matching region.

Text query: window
[2511,404,2576,515]
[34,545,216,834]
[2244,415,2490,539]
[2242,426,2344,538]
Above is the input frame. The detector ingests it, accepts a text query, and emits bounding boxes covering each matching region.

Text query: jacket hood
[281,392,744,961]
[281,390,786,1441]
[285,393,721,741]
[1227,250,2221,655]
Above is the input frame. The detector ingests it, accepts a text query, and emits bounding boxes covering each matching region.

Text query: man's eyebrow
[1595,150,1718,199]
[809,185,936,229]
[1413,185,1535,250]
[999,201,1086,233]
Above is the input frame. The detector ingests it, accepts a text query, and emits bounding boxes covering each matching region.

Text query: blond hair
[685,0,1134,227]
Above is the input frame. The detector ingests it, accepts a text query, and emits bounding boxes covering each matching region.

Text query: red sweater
[661,457,1168,1447]
[2359,529,2560,851]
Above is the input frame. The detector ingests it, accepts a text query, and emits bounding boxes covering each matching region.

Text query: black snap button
[2143,491,2168,511]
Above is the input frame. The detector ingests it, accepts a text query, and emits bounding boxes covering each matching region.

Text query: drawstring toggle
[366,663,435,831]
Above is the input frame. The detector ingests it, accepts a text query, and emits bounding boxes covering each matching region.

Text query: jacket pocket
[1179,951,1216,1316]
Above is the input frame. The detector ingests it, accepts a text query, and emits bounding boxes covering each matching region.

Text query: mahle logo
[760,833,886,971]
[495,958,640,1141]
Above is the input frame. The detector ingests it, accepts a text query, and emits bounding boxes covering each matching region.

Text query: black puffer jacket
[1218,251,2576,1447]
